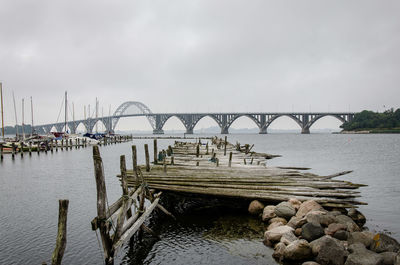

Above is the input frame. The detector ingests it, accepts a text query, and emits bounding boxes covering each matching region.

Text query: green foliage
[341,108,400,131]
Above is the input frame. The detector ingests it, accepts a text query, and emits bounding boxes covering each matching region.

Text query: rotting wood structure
[91,136,366,264]
[122,137,366,209]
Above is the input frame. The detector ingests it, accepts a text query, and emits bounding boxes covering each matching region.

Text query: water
[0,133,399,264]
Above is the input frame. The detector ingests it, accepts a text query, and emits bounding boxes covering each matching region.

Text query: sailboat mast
[72,102,75,134]
[0,82,4,140]
[30,96,34,136]
[64,91,67,133]
[22,98,25,140]
[95,98,98,133]
[12,91,19,139]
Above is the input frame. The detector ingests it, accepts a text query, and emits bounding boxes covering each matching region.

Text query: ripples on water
[0,134,399,264]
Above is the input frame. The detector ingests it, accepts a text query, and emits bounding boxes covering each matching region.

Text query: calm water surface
[0,134,399,264]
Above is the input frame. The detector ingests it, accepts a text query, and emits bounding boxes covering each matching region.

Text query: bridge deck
[122,138,366,208]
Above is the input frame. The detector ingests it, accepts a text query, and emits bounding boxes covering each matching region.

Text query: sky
[1,0,399,131]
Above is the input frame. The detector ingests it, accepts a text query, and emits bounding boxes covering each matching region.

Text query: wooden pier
[91,136,366,264]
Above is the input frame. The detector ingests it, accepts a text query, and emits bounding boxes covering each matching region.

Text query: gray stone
[325,223,348,236]
[348,208,366,227]
[280,231,298,245]
[267,221,285,231]
[335,215,361,232]
[371,233,400,253]
[345,243,384,265]
[306,210,336,227]
[273,242,286,262]
[269,217,288,225]
[248,200,264,215]
[348,231,374,248]
[265,225,294,242]
[379,251,396,265]
[288,216,307,229]
[310,235,338,256]
[275,201,296,220]
[302,262,321,265]
[302,222,325,242]
[296,200,324,218]
[333,230,349,241]
[283,239,313,260]
[289,198,302,210]
[395,252,400,265]
[262,205,276,222]
[316,235,348,265]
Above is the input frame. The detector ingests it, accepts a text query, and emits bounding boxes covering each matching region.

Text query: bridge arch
[305,114,348,132]
[264,114,304,132]
[160,115,188,132]
[226,114,261,131]
[190,114,224,134]
[112,101,155,132]
[75,122,88,133]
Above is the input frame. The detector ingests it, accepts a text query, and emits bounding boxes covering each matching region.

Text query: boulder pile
[248,199,400,265]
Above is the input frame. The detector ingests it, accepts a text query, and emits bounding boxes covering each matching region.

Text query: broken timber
[90,146,169,265]
[120,136,366,209]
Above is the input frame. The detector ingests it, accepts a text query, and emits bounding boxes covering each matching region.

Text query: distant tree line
[3,125,45,135]
[341,108,400,131]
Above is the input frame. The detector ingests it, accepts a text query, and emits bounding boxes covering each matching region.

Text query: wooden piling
[144,144,150,172]
[229,152,232,167]
[243,158,247,165]
[206,142,209,155]
[0,143,3,161]
[216,158,219,167]
[153,139,157,164]
[11,143,15,159]
[20,142,24,158]
[51,199,69,265]
[132,145,137,173]
[224,136,227,156]
[92,146,114,265]
[196,144,200,157]
[171,156,174,165]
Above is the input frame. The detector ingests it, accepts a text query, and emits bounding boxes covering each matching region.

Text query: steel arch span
[112,101,156,131]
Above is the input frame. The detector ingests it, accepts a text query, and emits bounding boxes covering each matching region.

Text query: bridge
[34,101,355,134]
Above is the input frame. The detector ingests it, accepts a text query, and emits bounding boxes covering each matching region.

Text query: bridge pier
[221,127,229,134]
[259,127,268,134]
[153,129,164,135]
[301,127,310,134]
[185,128,194,134]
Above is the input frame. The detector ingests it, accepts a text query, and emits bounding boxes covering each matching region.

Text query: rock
[283,239,313,260]
[310,235,337,256]
[295,228,302,237]
[269,217,288,225]
[273,242,286,262]
[335,215,361,232]
[263,237,273,247]
[306,211,336,227]
[379,252,396,265]
[289,198,302,210]
[288,216,307,229]
[348,232,374,248]
[262,205,276,222]
[302,262,321,265]
[348,208,366,227]
[248,200,264,215]
[325,223,348,236]
[275,202,296,220]
[267,221,286,231]
[315,235,348,265]
[329,210,343,216]
[296,200,324,218]
[345,243,384,265]
[265,225,294,242]
[281,231,298,245]
[333,230,349,241]
[371,233,400,253]
[302,222,325,242]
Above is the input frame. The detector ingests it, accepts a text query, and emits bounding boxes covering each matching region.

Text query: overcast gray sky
[1,0,399,131]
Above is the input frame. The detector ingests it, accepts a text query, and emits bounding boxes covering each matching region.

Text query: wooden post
[216,158,219,167]
[65,138,68,151]
[229,152,232,167]
[144,144,150,172]
[55,140,58,152]
[163,158,167,173]
[196,144,199,157]
[44,141,48,154]
[211,148,214,157]
[119,155,132,218]
[0,143,3,161]
[92,146,114,265]
[250,157,254,165]
[206,142,209,155]
[153,139,157,164]
[224,136,227,156]
[132,145,137,173]
[11,143,15,159]
[171,156,174,165]
[61,139,63,151]
[51,199,69,265]
[20,142,24,158]
[196,161,199,166]
[50,141,53,153]
[243,158,247,165]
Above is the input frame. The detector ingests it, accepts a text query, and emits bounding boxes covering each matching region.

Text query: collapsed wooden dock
[123,137,366,209]
[91,136,366,264]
